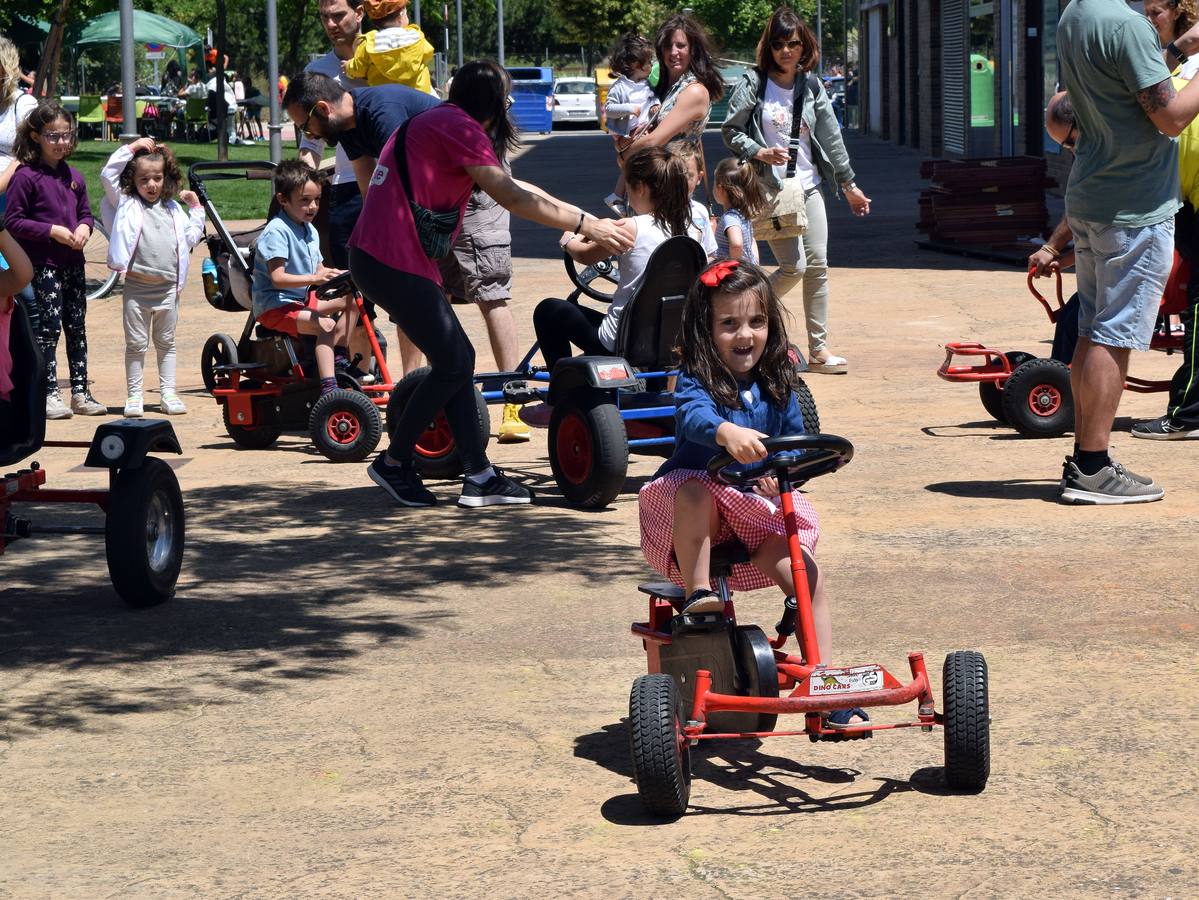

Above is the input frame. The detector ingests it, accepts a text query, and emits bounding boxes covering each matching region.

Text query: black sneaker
[1131,416,1199,440]
[458,466,534,507]
[368,454,437,507]
[680,589,723,615]
[335,356,372,384]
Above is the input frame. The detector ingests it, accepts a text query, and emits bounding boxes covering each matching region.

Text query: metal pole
[119,0,138,140]
[455,0,463,67]
[999,0,1013,155]
[414,0,421,25]
[497,0,505,66]
[816,0,822,60]
[266,0,283,161]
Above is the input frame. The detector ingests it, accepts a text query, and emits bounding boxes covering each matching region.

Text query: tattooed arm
[1135,76,1199,136]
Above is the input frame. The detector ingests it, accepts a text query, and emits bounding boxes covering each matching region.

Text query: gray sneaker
[1131,416,1199,440]
[71,391,107,416]
[1060,459,1164,505]
[46,392,73,419]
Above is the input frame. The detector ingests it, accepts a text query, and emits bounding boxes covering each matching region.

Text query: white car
[552,77,598,125]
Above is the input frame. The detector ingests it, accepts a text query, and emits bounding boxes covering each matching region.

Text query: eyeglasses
[298,102,322,139]
[1061,121,1077,151]
[505,95,514,111]
[41,130,76,144]
[771,38,803,52]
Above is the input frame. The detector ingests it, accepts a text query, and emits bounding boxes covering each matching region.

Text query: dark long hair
[713,157,767,218]
[653,13,723,103]
[623,146,692,239]
[449,59,520,161]
[14,102,76,165]
[755,7,821,76]
[677,260,795,408]
[118,143,184,201]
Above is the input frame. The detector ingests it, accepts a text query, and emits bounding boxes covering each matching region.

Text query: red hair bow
[700,259,740,287]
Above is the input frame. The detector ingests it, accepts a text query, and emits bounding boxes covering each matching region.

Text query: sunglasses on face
[772,38,803,52]
[298,102,322,139]
[41,130,76,144]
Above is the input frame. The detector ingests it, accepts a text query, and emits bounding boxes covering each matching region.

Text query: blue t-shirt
[656,371,808,476]
[251,212,322,318]
[715,209,758,263]
[336,84,441,161]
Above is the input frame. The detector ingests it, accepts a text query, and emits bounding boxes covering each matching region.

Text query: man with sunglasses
[1052,0,1199,502]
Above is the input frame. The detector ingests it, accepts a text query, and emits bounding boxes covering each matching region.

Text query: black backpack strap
[392,116,414,200]
[784,72,811,180]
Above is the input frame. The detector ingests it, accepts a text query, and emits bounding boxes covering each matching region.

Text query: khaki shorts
[438,195,513,304]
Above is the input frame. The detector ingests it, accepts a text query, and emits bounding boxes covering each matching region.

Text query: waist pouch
[395,115,460,259]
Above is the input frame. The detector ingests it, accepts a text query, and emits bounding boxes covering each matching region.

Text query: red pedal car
[627,435,989,818]
[937,259,1188,437]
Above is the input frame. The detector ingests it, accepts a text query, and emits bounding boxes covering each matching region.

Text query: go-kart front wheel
[549,391,628,509]
[387,367,489,480]
[309,389,382,463]
[105,457,185,608]
[629,673,691,819]
[1001,358,1074,438]
[943,650,990,792]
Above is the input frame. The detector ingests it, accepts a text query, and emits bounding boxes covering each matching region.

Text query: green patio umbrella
[71,10,202,49]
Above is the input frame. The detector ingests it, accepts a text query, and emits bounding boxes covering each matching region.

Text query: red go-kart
[627,435,989,818]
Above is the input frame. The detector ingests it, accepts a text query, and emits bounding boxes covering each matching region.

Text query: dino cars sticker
[809,665,884,695]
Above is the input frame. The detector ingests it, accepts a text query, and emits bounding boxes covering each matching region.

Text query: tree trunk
[217,0,229,161]
[284,0,311,77]
[33,0,71,98]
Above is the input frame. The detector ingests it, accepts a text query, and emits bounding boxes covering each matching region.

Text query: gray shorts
[438,196,513,304]
[1069,216,1174,352]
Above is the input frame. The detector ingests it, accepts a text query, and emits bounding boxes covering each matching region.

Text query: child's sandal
[817,707,872,741]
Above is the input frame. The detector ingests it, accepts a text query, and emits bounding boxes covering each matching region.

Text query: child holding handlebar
[638,258,866,730]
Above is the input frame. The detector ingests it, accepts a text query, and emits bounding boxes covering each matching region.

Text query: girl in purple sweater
[3,103,104,418]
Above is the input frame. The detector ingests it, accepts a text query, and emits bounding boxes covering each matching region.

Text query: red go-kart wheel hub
[415,413,454,459]
[556,413,593,485]
[326,410,361,444]
[1027,384,1062,417]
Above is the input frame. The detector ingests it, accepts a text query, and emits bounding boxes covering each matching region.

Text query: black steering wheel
[315,270,356,300]
[563,251,621,303]
[706,434,854,488]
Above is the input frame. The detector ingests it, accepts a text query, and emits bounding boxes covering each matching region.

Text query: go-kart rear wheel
[386,366,489,480]
[309,388,382,463]
[796,377,820,434]
[978,351,1034,424]
[201,333,238,393]
[105,457,185,608]
[943,650,990,792]
[223,403,282,449]
[629,673,691,819]
[734,625,780,733]
[1001,358,1074,438]
[549,390,628,509]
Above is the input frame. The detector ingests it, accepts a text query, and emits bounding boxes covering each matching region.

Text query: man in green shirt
[1056,0,1199,503]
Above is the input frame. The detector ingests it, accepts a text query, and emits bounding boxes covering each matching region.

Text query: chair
[103,94,124,141]
[76,94,104,140]
[184,97,209,141]
[613,235,707,369]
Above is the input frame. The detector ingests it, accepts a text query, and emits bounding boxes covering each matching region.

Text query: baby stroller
[189,161,394,463]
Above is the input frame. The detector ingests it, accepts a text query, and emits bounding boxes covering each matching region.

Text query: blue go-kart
[393,235,820,508]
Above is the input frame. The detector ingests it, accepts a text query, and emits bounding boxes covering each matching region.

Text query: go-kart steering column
[778,470,821,667]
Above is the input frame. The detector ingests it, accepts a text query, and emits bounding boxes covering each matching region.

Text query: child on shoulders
[251,160,355,396]
[638,258,866,732]
[101,138,205,417]
[604,32,660,211]
[344,0,436,95]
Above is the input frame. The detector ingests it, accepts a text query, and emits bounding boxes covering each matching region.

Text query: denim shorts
[1068,216,1174,352]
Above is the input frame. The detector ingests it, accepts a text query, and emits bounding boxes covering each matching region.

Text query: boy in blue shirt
[252,161,354,395]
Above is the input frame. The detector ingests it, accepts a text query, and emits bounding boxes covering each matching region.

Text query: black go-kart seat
[0,300,46,468]
[612,235,706,370]
[638,540,752,606]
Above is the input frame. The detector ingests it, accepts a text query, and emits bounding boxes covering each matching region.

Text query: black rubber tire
[223,403,282,449]
[386,367,490,480]
[201,333,238,393]
[734,625,780,733]
[105,457,185,608]
[309,388,382,463]
[1001,358,1074,438]
[796,377,820,434]
[628,673,691,819]
[549,390,628,509]
[978,351,1035,424]
[943,650,990,792]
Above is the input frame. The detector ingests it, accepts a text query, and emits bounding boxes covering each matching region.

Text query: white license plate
[809,665,884,695]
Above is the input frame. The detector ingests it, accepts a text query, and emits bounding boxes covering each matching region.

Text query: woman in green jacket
[721,7,871,374]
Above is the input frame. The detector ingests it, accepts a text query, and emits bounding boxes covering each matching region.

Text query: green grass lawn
[70,141,296,222]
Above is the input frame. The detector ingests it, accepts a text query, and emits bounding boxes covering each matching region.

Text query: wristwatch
[840,181,859,193]
[1168,41,1189,65]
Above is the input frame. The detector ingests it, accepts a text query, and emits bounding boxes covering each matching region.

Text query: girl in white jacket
[101,138,205,417]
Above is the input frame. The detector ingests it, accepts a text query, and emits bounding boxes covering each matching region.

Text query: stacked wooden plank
[918,156,1055,246]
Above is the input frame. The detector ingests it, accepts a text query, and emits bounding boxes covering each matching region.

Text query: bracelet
[1168,41,1189,64]
[1040,243,1061,259]
[574,211,585,234]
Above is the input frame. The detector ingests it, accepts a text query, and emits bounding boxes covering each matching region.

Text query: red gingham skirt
[639,469,821,593]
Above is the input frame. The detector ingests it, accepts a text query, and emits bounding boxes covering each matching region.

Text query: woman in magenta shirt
[350,60,630,510]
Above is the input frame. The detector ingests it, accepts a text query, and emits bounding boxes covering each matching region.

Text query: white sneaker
[160,393,187,415]
[124,395,144,418]
[71,392,107,415]
[46,393,73,419]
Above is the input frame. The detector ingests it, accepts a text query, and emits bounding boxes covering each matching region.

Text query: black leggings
[532,298,608,370]
[349,247,488,473]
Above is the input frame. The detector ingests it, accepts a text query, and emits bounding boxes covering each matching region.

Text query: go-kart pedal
[501,380,540,405]
[671,610,726,634]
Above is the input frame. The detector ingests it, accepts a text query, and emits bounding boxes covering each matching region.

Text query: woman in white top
[0,37,37,296]
[523,146,693,426]
[722,8,871,374]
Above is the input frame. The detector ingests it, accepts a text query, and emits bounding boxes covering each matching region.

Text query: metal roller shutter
[942,0,967,155]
